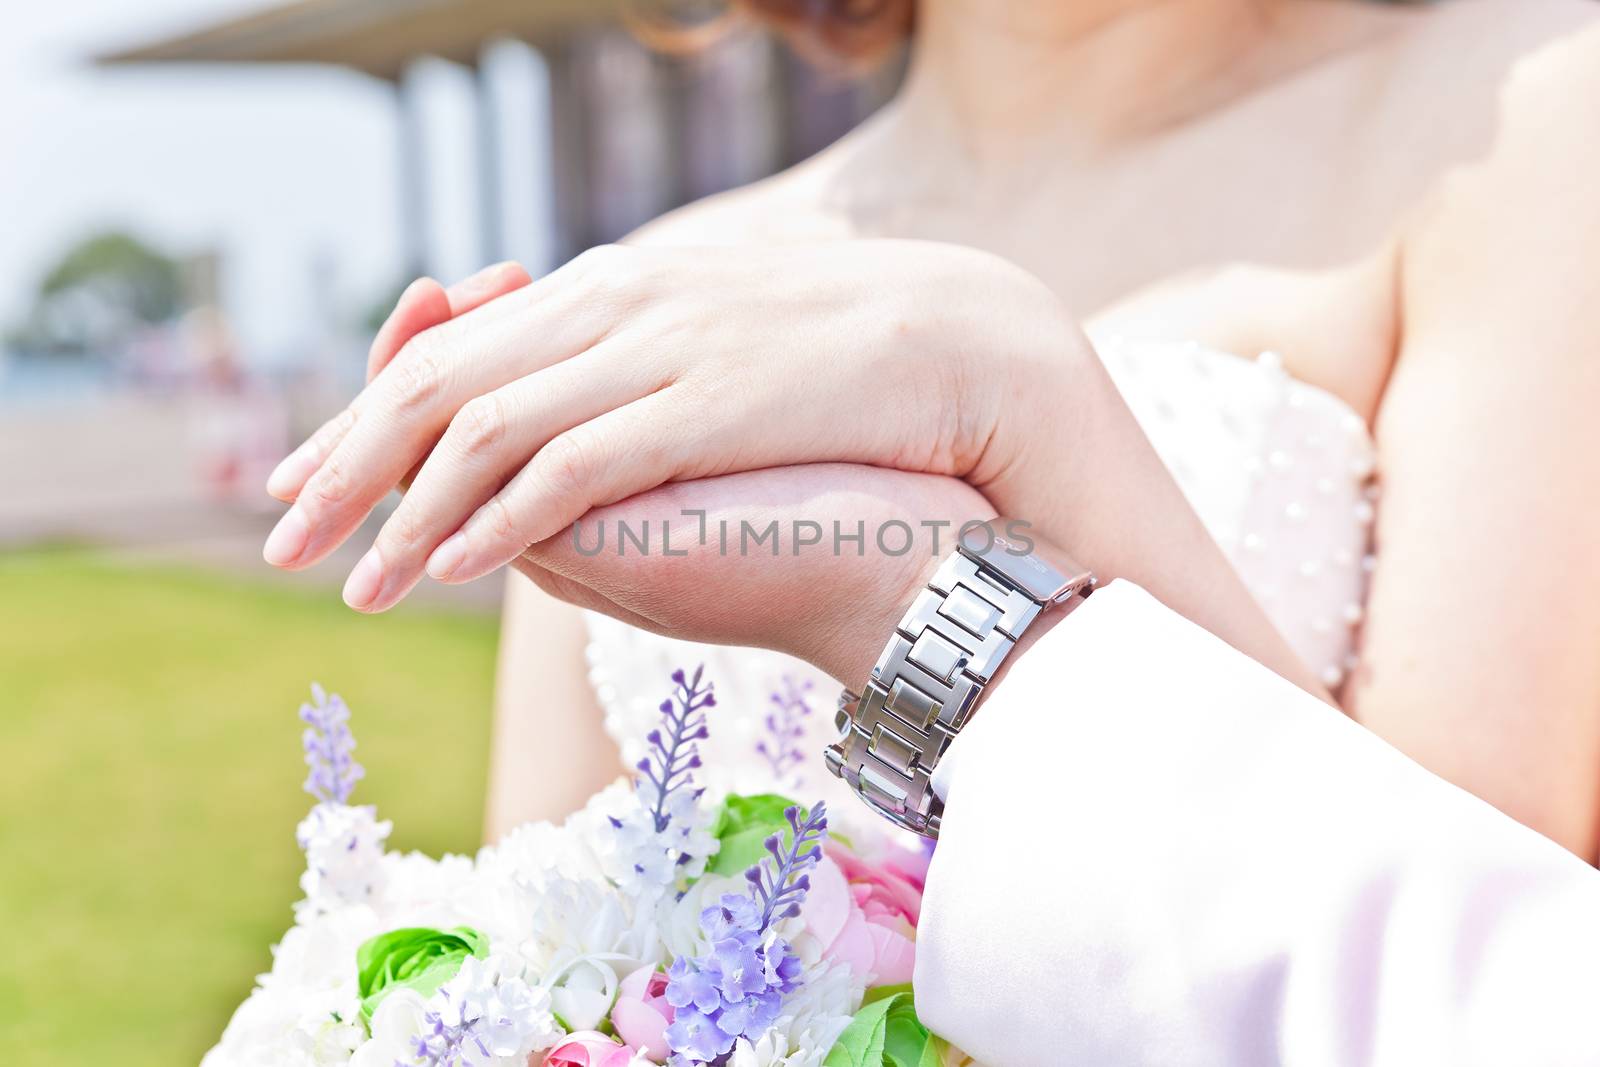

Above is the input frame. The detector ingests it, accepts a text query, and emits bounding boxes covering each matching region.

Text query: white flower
[477,808,610,888]
[442,956,562,1056]
[376,850,478,929]
[580,778,719,901]
[201,981,364,1067]
[522,875,643,967]
[351,955,561,1067]
[547,956,618,1033]
[295,803,391,919]
[349,987,429,1067]
[266,907,382,990]
[657,870,746,960]
[512,874,660,1029]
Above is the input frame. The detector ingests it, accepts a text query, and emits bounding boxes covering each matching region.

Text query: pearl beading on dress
[1094,337,1378,692]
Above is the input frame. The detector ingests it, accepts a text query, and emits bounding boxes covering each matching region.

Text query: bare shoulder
[1488,10,1600,125]
[1420,0,1600,110]
[1405,15,1600,274]
[1408,0,1600,57]
[1361,0,1600,160]
[1394,13,1600,405]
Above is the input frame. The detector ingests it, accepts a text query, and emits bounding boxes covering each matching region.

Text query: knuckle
[573,242,626,276]
[307,455,354,513]
[450,395,506,459]
[481,494,519,544]
[385,506,425,552]
[388,333,449,413]
[537,432,595,500]
[573,243,648,300]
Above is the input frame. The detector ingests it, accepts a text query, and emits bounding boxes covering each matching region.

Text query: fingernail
[265,447,318,500]
[263,507,309,566]
[342,547,384,610]
[426,533,467,581]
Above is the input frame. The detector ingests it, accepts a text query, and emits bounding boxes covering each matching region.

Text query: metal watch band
[824,530,1095,838]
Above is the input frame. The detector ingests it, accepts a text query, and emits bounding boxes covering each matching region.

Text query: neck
[897,0,1294,163]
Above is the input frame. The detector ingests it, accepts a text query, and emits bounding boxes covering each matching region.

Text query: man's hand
[512,462,997,687]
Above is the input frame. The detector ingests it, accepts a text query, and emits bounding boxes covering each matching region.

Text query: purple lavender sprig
[755,675,813,785]
[408,996,491,1067]
[638,666,715,832]
[299,683,363,805]
[663,803,828,1065]
[746,803,828,930]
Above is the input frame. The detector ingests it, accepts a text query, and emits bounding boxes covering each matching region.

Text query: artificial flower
[351,956,560,1067]
[664,806,828,1064]
[798,845,921,987]
[541,1030,639,1067]
[354,925,487,1020]
[203,672,958,1067]
[612,966,674,1061]
[294,801,392,920]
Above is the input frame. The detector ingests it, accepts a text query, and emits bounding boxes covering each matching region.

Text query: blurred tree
[6,231,183,356]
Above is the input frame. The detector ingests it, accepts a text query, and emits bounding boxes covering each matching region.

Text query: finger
[270,264,537,505]
[366,262,533,384]
[343,350,659,612]
[269,259,635,568]
[265,403,361,503]
[443,260,533,318]
[366,277,452,383]
[267,277,450,503]
[427,389,692,585]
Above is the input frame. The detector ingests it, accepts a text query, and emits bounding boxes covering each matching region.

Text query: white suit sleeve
[913,581,1600,1067]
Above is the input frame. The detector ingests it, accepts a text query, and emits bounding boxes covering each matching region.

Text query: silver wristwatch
[824,523,1095,838]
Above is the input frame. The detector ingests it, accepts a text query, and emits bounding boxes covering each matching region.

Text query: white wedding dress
[581,335,1379,826]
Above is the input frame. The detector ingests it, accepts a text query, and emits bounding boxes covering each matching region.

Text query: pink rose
[800,844,924,986]
[829,842,923,927]
[610,967,674,1062]
[541,1031,637,1067]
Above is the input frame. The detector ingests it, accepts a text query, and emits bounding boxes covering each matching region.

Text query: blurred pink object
[611,967,673,1061]
[540,1031,637,1067]
[828,843,922,927]
[801,845,924,987]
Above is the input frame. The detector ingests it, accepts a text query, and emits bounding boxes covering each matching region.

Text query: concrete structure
[97,0,903,276]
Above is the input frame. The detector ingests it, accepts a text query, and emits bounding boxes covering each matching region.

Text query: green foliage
[0,546,498,1066]
[824,986,944,1067]
[356,926,488,1022]
[707,793,805,876]
[39,232,183,321]
[11,231,183,354]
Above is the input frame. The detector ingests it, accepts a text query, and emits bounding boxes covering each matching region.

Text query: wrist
[979,330,1122,578]
[822,521,1095,838]
[816,550,946,689]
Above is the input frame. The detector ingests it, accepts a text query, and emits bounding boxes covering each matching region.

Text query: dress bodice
[583,337,1378,826]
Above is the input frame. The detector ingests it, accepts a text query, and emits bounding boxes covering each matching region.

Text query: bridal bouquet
[203,668,952,1067]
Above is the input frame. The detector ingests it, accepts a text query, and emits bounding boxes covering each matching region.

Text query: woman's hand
[264,246,1322,699]
[511,463,998,688]
[260,241,1079,614]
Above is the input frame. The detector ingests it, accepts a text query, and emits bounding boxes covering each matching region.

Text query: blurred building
[97,0,905,276]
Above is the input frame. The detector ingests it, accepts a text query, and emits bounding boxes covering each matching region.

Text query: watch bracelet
[823,546,1091,838]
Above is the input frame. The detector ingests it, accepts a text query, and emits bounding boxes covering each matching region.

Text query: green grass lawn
[0,547,500,1067]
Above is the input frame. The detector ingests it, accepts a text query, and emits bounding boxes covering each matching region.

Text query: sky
[1,0,554,362]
